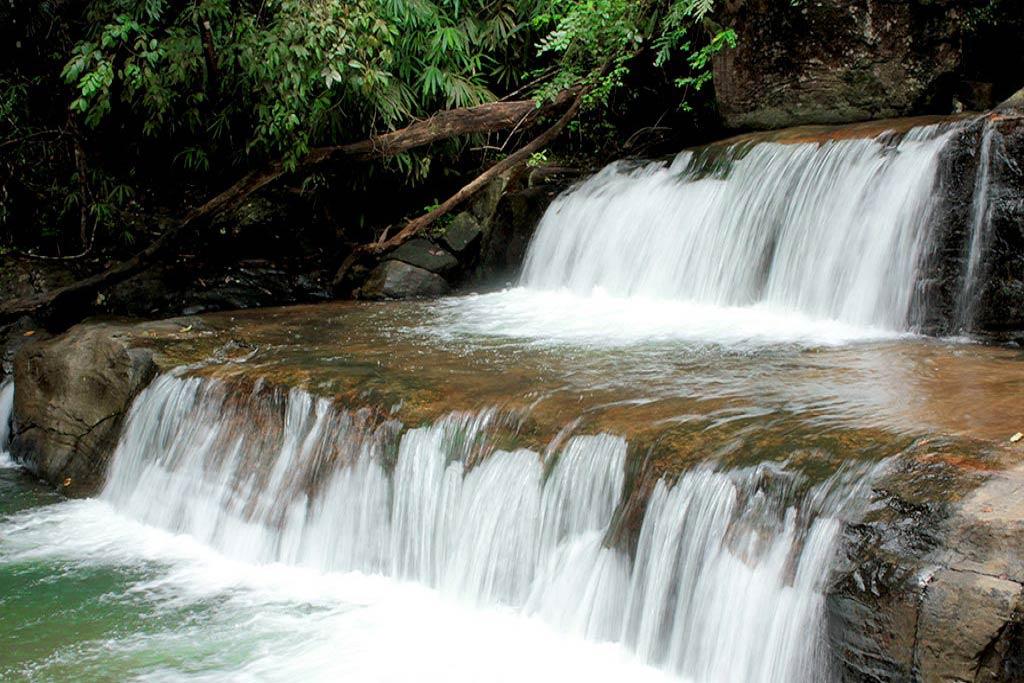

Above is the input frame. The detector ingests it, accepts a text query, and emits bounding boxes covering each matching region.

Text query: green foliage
[59,0,730,168]
[59,0,555,172]
[3,0,734,254]
[527,150,550,167]
[532,0,733,111]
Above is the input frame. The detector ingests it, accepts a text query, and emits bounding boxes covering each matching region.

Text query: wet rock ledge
[828,452,1024,682]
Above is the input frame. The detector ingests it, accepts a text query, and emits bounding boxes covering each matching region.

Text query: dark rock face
[474,181,567,288]
[102,259,331,319]
[359,260,450,299]
[911,121,985,335]
[713,0,973,130]
[10,324,158,496]
[0,257,80,301]
[0,317,50,381]
[913,103,1024,339]
[0,188,332,328]
[971,114,1024,338]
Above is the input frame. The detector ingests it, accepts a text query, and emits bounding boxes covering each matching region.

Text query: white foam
[441,125,963,347]
[434,288,906,348]
[519,128,956,333]
[0,499,678,683]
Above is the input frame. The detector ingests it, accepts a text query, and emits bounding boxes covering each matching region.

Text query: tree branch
[0,91,578,327]
[372,91,585,253]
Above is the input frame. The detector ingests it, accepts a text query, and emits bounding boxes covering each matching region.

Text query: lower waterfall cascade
[93,373,879,682]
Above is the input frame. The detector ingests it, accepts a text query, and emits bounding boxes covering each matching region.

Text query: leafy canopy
[61,0,732,170]
[2,0,732,253]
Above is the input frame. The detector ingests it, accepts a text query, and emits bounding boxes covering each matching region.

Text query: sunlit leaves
[534,0,732,112]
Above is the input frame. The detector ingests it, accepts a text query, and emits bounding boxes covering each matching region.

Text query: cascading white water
[0,378,14,467]
[956,121,998,329]
[101,374,877,681]
[518,125,960,332]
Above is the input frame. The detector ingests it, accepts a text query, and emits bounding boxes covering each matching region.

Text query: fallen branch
[0,91,578,327]
[373,91,585,253]
[333,90,585,288]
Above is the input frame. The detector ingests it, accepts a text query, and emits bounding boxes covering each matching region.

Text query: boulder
[389,238,459,274]
[469,175,509,223]
[917,569,1022,682]
[828,458,1024,681]
[998,88,1024,114]
[359,260,450,300]
[10,323,158,496]
[440,213,483,255]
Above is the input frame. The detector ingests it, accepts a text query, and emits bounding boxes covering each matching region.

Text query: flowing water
[0,379,14,468]
[455,121,982,343]
[2,119,1021,682]
[3,374,879,682]
[956,121,998,329]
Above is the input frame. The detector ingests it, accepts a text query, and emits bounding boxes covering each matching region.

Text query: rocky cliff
[713,0,1019,130]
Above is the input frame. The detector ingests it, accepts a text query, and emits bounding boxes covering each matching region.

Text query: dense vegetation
[1,0,733,259]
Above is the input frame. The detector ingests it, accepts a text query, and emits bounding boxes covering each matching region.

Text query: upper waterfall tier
[519,123,962,331]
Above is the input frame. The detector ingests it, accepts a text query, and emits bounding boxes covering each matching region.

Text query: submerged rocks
[10,323,157,496]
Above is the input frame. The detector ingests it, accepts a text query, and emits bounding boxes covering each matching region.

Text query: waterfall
[518,124,961,332]
[0,379,14,467]
[956,121,998,329]
[101,374,877,681]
